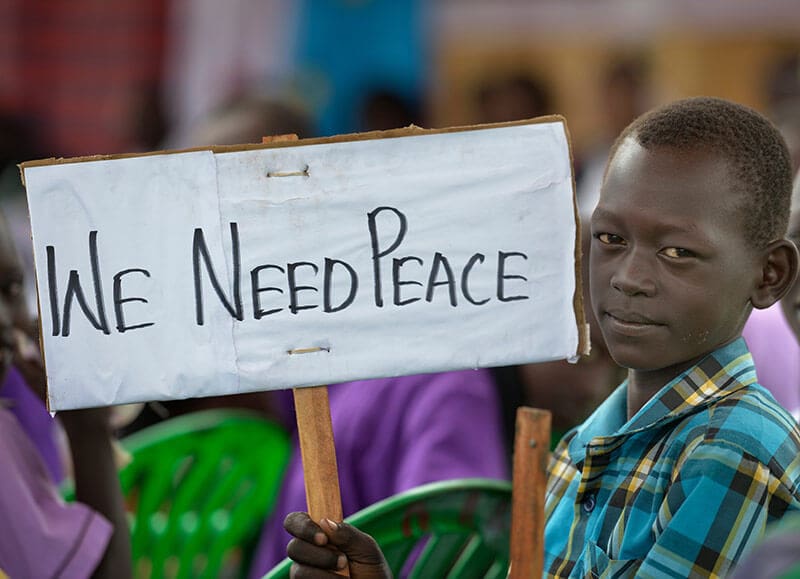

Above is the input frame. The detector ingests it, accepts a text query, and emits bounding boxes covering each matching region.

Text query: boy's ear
[751,239,800,309]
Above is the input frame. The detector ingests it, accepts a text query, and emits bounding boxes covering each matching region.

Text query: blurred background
[4,0,800,161]
[5,0,800,438]
[5,0,800,436]
[7,5,800,574]
[4,0,800,220]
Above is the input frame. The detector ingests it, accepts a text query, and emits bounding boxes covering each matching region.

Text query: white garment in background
[162,0,300,148]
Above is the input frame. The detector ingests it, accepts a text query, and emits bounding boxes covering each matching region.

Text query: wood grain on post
[293,385,349,577]
[509,407,551,579]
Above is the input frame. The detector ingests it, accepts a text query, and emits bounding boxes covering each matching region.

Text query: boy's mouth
[604,310,665,334]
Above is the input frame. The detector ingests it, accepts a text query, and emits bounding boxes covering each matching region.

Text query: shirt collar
[568,337,757,460]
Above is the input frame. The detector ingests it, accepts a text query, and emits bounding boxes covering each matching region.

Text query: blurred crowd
[3,1,800,577]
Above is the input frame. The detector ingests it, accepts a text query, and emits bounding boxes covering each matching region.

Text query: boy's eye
[661,247,694,259]
[595,232,626,246]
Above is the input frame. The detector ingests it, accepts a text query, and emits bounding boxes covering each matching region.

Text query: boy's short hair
[609,96,792,248]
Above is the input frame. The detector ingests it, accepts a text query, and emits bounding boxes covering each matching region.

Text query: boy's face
[590,138,761,376]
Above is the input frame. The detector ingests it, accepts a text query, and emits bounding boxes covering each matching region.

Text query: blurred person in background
[357,88,425,132]
[576,56,650,219]
[0,208,131,578]
[475,73,554,125]
[181,92,314,147]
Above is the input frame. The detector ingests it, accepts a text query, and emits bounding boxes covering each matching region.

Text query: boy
[282,97,800,578]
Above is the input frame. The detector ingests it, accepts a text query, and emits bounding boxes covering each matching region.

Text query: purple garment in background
[249,369,508,576]
[742,304,800,418]
[0,406,110,578]
[0,365,63,482]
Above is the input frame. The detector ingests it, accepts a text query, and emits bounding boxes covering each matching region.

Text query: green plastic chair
[119,409,290,578]
[264,478,512,579]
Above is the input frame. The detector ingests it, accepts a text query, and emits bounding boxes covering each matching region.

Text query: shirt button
[582,494,596,513]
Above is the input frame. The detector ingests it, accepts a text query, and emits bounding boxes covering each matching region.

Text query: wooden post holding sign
[510,408,552,579]
[293,385,343,522]
[293,385,349,576]
[21,118,587,575]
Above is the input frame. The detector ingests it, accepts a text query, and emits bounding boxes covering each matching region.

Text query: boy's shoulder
[690,381,799,444]
[671,382,800,485]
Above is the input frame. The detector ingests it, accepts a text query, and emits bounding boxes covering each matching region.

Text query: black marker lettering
[323,258,358,313]
[60,231,111,337]
[192,223,243,325]
[288,261,319,314]
[497,251,529,302]
[113,268,154,333]
[251,264,285,319]
[46,246,60,336]
[61,274,110,337]
[461,253,489,305]
[367,206,408,307]
[425,252,457,306]
[392,256,423,306]
[88,231,111,334]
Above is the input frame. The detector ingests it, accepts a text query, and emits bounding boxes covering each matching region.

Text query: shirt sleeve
[638,439,792,578]
[0,409,112,579]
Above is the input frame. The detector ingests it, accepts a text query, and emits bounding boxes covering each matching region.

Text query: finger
[319,518,385,564]
[284,512,328,546]
[290,563,345,579]
[287,538,346,570]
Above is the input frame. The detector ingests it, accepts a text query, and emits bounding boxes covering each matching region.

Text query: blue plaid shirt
[544,338,800,578]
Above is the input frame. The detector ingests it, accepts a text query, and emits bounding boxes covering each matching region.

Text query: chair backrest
[119,409,290,579]
[264,478,512,579]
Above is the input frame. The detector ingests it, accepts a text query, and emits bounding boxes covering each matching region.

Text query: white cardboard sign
[22,120,583,410]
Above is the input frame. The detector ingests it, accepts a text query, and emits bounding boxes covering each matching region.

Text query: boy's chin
[608,344,711,379]
[606,339,677,371]
[605,339,659,370]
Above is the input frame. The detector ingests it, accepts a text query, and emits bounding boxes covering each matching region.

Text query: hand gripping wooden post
[293,385,350,577]
[509,407,551,579]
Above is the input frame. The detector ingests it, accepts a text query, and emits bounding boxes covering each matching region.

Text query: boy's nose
[610,249,657,297]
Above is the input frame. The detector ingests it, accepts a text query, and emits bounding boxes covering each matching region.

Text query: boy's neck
[626,375,660,420]
[624,335,746,419]
[625,357,701,419]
